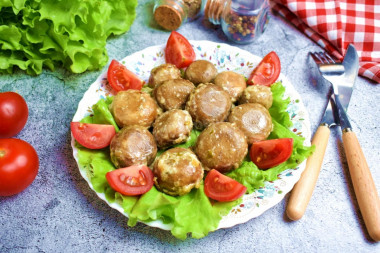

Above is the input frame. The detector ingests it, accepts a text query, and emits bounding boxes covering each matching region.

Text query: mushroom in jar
[214,71,246,102]
[148,63,181,88]
[239,85,273,109]
[194,122,248,173]
[228,103,273,144]
[185,60,218,85]
[109,89,160,128]
[110,126,157,168]
[153,79,195,111]
[153,109,193,148]
[153,147,203,196]
[185,83,232,130]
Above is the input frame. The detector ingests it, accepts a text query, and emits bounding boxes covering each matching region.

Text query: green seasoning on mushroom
[239,85,273,109]
[110,126,157,168]
[153,147,203,196]
[195,122,248,173]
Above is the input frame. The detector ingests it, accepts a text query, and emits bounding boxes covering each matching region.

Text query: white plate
[71,40,311,231]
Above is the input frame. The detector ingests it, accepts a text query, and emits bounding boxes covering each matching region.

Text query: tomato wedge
[71,122,116,149]
[250,138,293,170]
[106,165,154,196]
[247,51,281,86]
[165,31,196,69]
[107,60,143,92]
[204,169,247,202]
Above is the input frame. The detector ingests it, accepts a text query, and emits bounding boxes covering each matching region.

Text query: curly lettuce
[74,81,314,239]
[0,0,137,75]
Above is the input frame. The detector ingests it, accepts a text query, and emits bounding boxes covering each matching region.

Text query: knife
[286,89,338,221]
[332,45,380,242]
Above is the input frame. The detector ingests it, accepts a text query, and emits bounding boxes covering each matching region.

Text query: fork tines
[310,51,338,64]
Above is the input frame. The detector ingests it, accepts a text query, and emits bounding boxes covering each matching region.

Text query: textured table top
[1,1,379,252]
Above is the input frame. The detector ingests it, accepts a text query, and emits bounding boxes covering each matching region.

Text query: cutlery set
[287,45,380,241]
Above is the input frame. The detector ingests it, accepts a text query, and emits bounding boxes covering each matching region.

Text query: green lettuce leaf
[128,185,240,240]
[0,0,137,75]
[269,81,293,128]
[226,161,265,194]
[80,96,119,132]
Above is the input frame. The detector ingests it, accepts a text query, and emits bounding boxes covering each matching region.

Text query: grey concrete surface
[1,1,379,252]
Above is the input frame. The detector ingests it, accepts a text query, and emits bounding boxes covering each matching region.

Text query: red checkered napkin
[271,0,380,83]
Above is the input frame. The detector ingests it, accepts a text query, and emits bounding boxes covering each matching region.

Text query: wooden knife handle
[342,130,380,241]
[286,125,330,220]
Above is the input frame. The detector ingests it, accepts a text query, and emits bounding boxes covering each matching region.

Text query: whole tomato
[0,92,29,138]
[0,138,39,196]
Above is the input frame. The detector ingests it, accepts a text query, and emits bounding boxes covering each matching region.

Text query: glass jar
[153,0,269,44]
[203,0,270,44]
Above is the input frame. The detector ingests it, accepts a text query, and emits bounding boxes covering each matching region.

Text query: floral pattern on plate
[71,41,311,231]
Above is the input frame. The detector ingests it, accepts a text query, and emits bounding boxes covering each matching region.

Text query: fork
[309,52,352,131]
[286,52,341,221]
[289,51,380,241]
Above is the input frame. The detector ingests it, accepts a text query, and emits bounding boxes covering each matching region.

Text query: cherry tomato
[165,31,196,69]
[204,169,247,202]
[0,138,39,196]
[247,51,281,86]
[107,60,144,93]
[0,92,28,138]
[71,122,116,149]
[106,165,154,196]
[250,138,293,170]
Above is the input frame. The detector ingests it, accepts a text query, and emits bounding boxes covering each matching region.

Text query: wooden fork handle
[286,125,330,221]
[342,130,380,242]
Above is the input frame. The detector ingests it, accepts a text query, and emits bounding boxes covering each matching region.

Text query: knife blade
[329,44,358,131]
[330,45,380,241]
[286,87,338,220]
[339,44,359,111]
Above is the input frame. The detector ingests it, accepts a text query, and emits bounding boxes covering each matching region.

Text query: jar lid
[154,5,183,30]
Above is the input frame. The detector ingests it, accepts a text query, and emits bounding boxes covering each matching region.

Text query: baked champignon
[185,83,231,130]
[194,122,248,173]
[153,147,203,196]
[148,63,181,88]
[110,126,157,168]
[214,71,246,102]
[185,60,218,85]
[153,79,195,111]
[153,109,193,148]
[228,103,273,144]
[109,89,160,128]
[239,85,273,109]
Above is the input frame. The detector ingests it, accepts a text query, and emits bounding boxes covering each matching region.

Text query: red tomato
[0,92,28,138]
[107,60,143,92]
[0,138,39,196]
[71,122,116,149]
[250,138,293,169]
[165,31,196,68]
[247,51,281,86]
[204,169,247,202]
[106,165,154,196]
